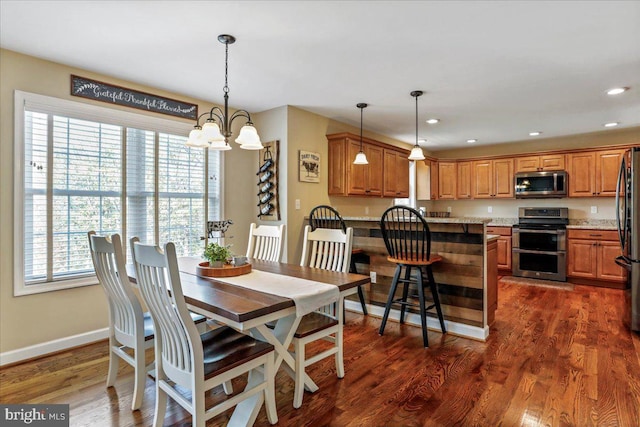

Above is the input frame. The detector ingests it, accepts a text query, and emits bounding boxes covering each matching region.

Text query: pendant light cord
[360,106,364,151]
[224,41,229,94]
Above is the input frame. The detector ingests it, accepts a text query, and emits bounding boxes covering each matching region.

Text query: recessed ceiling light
[606,87,629,95]
[426,118,440,124]
[604,122,619,127]
[467,139,477,143]
[529,131,542,136]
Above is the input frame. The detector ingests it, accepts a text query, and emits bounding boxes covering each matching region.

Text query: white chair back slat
[300,226,353,274]
[246,223,286,262]
[132,239,201,390]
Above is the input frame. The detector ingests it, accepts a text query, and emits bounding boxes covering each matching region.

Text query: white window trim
[13,90,200,296]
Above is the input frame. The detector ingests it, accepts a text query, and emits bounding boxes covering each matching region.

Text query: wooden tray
[196,262,251,278]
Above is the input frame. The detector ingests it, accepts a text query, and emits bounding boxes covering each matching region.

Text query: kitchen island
[343,216,497,341]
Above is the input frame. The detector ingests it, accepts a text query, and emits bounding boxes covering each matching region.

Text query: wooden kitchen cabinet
[472,158,514,199]
[327,133,409,198]
[437,161,457,200]
[383,149,410,198]
[515,154,565,172]
[567,229,626,286]
[486,226,512,271]
[567,149,625,197]
[457,161,472,199]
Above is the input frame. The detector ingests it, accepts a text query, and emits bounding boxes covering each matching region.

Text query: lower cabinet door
[567,240,597,279]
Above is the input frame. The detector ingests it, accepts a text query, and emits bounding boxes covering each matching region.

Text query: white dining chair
[131,237,278,427]
[88,231,154,411]
[291,225,353,408]
[246,223,286,262]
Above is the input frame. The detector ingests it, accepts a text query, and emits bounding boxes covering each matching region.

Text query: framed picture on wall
[299,150,320,183]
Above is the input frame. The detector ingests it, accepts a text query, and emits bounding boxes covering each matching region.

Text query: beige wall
[0,49,255,354]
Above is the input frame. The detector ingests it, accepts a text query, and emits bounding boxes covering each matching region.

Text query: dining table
[127,256,369,427]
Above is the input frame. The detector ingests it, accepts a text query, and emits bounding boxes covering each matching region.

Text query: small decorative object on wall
[70,75,198,120]
[257,140,280,220]
[299,150,320,183]
[206,219,233,243]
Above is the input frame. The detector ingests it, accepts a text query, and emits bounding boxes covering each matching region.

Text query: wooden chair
[246,223,286,262]
[289,225,353,408]
[130,238,278,427]
[88,231,154,411]
[378,206,447,347]
[309,205,368,314]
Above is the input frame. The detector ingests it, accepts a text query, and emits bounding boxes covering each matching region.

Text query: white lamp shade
[408,145,426,161]
[235,124,261,146]
[186,129,210,148]
[209,140,232,151]
[202,121,225,141]
[353,151,369,165]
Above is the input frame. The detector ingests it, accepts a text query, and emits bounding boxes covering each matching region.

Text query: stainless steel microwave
[514,171,568,198]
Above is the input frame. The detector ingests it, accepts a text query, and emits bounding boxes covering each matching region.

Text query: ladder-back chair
[288,225,353,408]
[378,206,447,347]
[88,231,154,411]
[309,205,368,314]
[131,238,278,427]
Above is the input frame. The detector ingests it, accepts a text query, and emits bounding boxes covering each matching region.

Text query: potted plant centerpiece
[203,242,233,268]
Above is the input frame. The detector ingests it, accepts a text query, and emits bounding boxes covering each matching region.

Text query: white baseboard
[0,328,109,367]
[345,300,489,341]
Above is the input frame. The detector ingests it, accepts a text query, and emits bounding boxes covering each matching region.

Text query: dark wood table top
[127,257,369,324]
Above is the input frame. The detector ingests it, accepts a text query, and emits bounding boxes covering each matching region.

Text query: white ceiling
[2,1,639,151]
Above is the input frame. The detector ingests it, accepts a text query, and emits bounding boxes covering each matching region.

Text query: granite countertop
[486,234,500,241]
[343,216,493,224]
[566,219,617,230]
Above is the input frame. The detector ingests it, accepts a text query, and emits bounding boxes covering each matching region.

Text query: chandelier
[408,90,426,161]
[186,34,263,150]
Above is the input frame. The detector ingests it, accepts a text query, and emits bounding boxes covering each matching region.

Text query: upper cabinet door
[456,161,472,199]
[596,150,625,196]
[365,144,384,196]
[472,160,493,198]
[493,159,514,198]
[437,162,457,199]
[348,139,368,195]
[328,138,347,195]
[568,152,596,197]
[396,154,410,198]
[515,156,540,172]
[383,149,398,197]
[540,154,565,171]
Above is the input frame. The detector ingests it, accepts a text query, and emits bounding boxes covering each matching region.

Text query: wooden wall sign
[257,140,281,221]
[70,75,198,120]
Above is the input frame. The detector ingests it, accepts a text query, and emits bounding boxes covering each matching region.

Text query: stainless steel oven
[512,207,568,281]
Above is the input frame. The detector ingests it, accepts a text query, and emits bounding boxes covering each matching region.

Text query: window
[15,91,222,295]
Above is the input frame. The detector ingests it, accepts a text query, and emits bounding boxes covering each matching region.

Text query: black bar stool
[378,205,446,347]
[309,205,368,315]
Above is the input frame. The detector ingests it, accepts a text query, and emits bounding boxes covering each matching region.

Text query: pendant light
[408,90,426,161]
[186,34,263,150]
[353,103,369,165]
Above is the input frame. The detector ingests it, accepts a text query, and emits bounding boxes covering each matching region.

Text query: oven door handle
[513,248,565,256]
[512,228,565,235]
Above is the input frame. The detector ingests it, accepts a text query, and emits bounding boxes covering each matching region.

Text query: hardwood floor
[2,281,639,426]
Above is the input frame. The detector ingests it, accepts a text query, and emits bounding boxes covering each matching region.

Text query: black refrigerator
[616,146,640,332]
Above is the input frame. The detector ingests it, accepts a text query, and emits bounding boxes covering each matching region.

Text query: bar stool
[378,205,447,347]
[309,205,368,314]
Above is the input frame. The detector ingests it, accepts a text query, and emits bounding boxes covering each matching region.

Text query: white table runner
[201,268,339,317]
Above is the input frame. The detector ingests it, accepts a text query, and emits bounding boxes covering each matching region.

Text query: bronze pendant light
[408,90,426,161]
[353,103,369,165]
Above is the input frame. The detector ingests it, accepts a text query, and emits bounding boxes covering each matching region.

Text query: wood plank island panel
[342,217,495,341]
